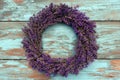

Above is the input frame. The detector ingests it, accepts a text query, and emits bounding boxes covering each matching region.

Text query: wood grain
[0,60,120,80]
[0,0,120,80]
[0,0,120,21]
[0,60,50,80]
[0,22,120,59]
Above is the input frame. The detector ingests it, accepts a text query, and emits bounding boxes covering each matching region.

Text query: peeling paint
[0,0,5,9]
[110,60,120,70]
[0,22,120,59]
[0,0,120,79]
[0,0,120,21]
[2,11,13,17]
[97,68,105,72]
[13,0,24,4]
[0,60,120,79]
[5,48,24,56]
[28,70,50,80]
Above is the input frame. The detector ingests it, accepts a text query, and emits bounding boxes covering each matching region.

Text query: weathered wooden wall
[0,0,120,80]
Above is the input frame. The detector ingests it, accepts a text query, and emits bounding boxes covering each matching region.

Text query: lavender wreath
[22,3,99,77]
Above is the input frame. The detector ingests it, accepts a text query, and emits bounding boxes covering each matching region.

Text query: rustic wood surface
[0,0,120,80]
[0,0,120,21]
[0,22,120,59]
[0,60,120,80]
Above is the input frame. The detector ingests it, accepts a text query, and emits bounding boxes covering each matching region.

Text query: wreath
[22,3,98,77]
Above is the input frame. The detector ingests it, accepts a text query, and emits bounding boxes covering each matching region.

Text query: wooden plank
[0,0,120,21]
[0,60,120,80]
[0,60,50,80]
[0,22,120,59]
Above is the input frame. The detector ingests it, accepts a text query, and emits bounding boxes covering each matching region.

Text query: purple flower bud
[22,3,98,77]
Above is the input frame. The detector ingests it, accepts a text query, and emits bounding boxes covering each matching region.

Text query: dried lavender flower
[22,3,99,77]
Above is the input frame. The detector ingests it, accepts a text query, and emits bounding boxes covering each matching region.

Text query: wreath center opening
[42,23,77,58]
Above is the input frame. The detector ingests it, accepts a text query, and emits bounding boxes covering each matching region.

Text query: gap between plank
[0,20,120,22]
[0,58,120,60]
